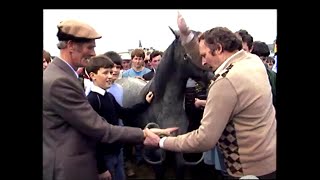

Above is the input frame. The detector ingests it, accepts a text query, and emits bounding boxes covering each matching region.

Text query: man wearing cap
[43,19,177,180]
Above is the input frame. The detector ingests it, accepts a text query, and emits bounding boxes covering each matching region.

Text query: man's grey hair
[57,41,67,49]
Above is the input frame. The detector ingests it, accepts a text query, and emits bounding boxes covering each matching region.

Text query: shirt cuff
[159,137,167,148]
[181,32,194,45]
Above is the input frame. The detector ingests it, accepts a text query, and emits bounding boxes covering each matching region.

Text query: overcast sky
[43,9,277,56]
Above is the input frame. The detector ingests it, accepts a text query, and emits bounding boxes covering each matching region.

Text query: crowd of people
[43,12,277,180]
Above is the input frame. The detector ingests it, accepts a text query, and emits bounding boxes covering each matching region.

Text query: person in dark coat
[251,41,277,107]
[142,50,163,81]
[43,19,177,180]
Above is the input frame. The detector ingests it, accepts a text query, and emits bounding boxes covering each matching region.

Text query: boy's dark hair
[86,55,114,74]
[149,50,163,61]
[251,41,270,57]
[104,51,122,66]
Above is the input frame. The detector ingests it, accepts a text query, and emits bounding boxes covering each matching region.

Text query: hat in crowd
[57,19,102,42]
[120,53,131,61]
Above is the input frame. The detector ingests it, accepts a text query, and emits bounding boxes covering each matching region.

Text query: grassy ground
[127,162,194,180]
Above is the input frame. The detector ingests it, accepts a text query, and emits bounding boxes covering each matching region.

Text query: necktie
[78,76,85,90]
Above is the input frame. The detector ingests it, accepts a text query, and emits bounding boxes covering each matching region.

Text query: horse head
[135,27,213,165]
[116,27,213,167]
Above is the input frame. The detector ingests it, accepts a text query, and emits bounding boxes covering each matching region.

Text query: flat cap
[57,19,102,42]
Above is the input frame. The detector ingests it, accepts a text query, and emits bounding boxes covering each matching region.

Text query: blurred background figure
[235,29,254,52]
[265,56,275,70]
[43,50,52,71]
[122,48,151,80]
[144,51,151,69]
[272,38,277,73]
[251,41,276,107]
[143,50,163,81]
[120,53,132,72]
[104,51,124,79]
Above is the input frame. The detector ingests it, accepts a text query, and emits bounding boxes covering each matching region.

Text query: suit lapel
[52,57,85,91]
[52,57,78,81]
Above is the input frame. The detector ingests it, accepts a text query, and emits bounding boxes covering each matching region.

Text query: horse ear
[169,26,179,39]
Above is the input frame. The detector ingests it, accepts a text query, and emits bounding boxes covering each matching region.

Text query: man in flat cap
[43,19,177,180]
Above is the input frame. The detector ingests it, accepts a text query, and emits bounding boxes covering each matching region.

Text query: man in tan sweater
[157,13,276,179]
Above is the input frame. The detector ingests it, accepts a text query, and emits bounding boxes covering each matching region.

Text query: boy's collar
[90,84,106,96]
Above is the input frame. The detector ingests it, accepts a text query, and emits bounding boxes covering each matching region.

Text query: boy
[104,51,124,107]
[86,54,154,180]
[122,48,151,79]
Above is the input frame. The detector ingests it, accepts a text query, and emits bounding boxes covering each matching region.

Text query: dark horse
[116,27,213,179]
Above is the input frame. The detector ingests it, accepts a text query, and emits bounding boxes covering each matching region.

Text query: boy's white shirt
[84,79,93,96]
[90,83,106,96]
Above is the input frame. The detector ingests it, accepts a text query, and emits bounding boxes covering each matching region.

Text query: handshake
[143,127,178,147]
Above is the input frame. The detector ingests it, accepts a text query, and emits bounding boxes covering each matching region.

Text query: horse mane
[151,40,177,101]
[148,29,202,101]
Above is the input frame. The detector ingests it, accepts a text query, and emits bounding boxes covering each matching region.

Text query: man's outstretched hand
[150,127,179,137]
[143,127,179,147]
[143,128,160,147]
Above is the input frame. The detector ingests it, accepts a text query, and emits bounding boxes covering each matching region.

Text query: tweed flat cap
[57,19,102,42]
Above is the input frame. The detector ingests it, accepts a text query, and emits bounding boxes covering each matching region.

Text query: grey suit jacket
[43,57,145,180]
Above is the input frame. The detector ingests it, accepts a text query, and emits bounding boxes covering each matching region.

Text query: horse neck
[151,43,188,103]
[154,75,188,104]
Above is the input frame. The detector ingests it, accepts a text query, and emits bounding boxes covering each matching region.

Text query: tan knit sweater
[162,38,276,177]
